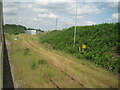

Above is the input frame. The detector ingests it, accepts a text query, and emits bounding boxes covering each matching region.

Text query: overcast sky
[3,0,120,31]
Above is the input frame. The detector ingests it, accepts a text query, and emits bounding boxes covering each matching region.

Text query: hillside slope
[5,34,118,88]
[38,23,120,73]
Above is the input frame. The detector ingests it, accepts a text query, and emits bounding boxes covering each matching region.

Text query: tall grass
[31,61,37,70]
[24,48,30,56]
[31,59,47,70]
[38,59,47,65]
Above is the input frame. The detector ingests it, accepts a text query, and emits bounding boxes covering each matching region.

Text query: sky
[3,0,120,31]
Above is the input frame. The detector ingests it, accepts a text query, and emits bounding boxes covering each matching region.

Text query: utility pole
[55,18,57,30]
[73,0,78,48]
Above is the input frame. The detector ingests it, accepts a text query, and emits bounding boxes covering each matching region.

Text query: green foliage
[28,28,44,32]
[24,48,30,56]
[4,24,27,35]
[31,61,37,70]
[38,59,47,65]
[31,59,47,70]
[38,23,119,73]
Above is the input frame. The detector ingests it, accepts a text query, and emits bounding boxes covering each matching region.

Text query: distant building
[26,30,36,35]
[26,30,41,35]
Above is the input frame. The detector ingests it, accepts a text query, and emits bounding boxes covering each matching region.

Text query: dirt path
[19,34,118,88]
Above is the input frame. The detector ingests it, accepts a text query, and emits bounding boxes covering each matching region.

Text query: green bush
[31,62,37,70]
[24,48,30,56]
[38,23,119,73]
[38,59,47,65]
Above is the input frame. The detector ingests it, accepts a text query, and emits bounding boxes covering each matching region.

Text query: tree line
[4,24,43,35]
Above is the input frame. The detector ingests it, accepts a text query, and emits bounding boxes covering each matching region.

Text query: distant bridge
[0,0,14,89]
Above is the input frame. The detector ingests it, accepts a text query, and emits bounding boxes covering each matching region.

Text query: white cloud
[85,21,96,25]
[105,0,119,2]
[108,13,119,22]
[36,0,74,4]
[4,15,18,24]
[33,18,41,21]
[38,13,59,19]
[77,4,101,15]
[33,1,101,17]
[77,16,84,19]
[84,0,119,2]
[33,8,48,13]
[21,4,33,8]
[3,1,118,31]
[4,0,37,2]
[3,7,17,13]
[4,0,120,3]
[107,2,118,9]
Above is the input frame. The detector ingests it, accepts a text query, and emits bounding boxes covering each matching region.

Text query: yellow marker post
[82,45,86,51]
[82,45,86,49]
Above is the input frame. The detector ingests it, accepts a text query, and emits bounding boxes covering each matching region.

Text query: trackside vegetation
[4,24,27,35]
[4,24,44,35]
[38,23,120,74]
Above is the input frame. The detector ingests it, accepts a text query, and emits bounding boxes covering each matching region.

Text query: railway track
[8,34,118,88]
[52,64,85,87]
[23,39,86,88]
[40,66,61,89]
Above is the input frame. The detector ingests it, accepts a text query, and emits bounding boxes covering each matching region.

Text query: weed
[38,59,47,65]
[31,61,37,70]
[24,48,30,55]
[16,47,21,52]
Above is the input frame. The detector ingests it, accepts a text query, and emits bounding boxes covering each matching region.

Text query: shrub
[24,48,30,56]
[38,23,119,73]
[31,62,37,70]
[38,59,47,65]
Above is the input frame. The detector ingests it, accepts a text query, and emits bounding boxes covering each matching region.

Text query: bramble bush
[38,23,119,73]
[24,48,30,56]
